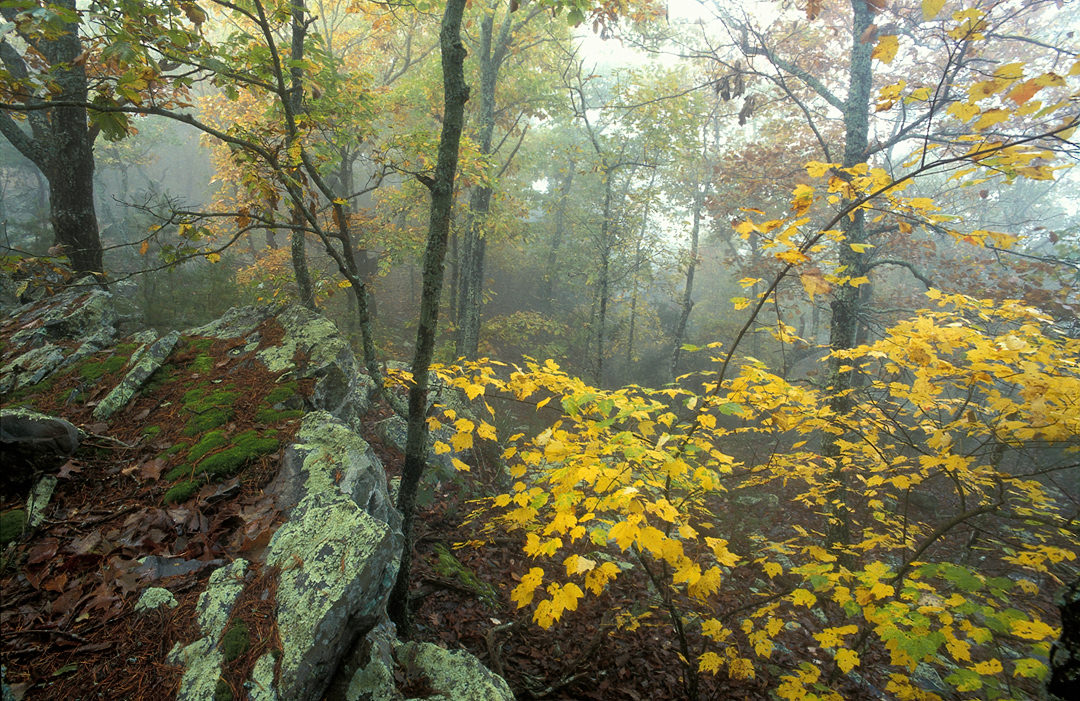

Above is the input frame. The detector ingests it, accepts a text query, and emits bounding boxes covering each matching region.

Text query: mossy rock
[220,620,250,663]
[1,509,27,546]
[432,544,498,606]
[163,480,200,505]
[188,430,227,464]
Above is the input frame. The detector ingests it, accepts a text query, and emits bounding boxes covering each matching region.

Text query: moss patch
[255,407,304,424]
[220,620,250,663]
[263,383,298,406]
[181,385,238,436]
[213,679,234,701]
[163,480,200,505]
[1,509,27,547]
[194,430,279,479]
[432,544,498,606]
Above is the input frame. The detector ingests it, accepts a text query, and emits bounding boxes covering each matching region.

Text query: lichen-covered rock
[171,559,249,701]
[185,305,277,340]
[0,408,80,493]
[270,411,401,533]
[248,653,278,701]
[25,475,56,528]
[3,278,117,351]
[135,587,178,612]
[256,305,373,427]
[92,330,180,420]
[265,492,399,701]
[0,344,66,395]
[347,638,514,701]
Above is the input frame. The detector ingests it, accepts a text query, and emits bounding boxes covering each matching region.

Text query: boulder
[347,636,514,701]
[0,408,80,494]
[169,559,250,701]
[270,412,401,533]
[266,492,400,701]
[93,331,181,420]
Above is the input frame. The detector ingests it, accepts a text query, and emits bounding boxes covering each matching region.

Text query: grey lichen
[197,559,249,640]
[135,587,178,612]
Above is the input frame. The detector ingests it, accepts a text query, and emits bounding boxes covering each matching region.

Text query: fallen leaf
[57,460,83,479]
[27,538,60,565]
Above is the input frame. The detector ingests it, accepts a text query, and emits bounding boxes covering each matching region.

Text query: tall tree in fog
[0,0,103,277]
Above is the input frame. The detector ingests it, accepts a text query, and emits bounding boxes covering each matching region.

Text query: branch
[866,258,933,289]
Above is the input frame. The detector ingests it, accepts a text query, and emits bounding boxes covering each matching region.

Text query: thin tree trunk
[289,0,316,310]
[823,0,875,553]
[669,181,702,378]
[542,163,574,305]
[388,0,469,635]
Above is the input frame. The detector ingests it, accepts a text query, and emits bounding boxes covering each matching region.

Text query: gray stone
[911,662,951,697]
[347,640,514,701]
[185,304,277,340]
[266,492,399,701]
[0,408,80,492]
[0,344,66,394]
[271,412,401,533]
[257,304,373,426]
[41,285,117,342]
[92,330,180,420]
[135,587,178,612]
[248,652,279,701]
[26,475,56,528]
[172,559,250,701]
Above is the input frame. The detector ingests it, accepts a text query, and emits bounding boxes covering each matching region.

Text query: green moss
[263,383,298,405]
[159,442,189,461]
[220,620,250,663]
[431,544,498,605]
[188,430,227,464]
[1,509,27,547]
[255,407,303,424]
[213,679,234,701]
[164,464,193,482]
[163,480,199,505]
[141,425,161,437]
[77,343,138,381]
[141,365,177,395]
[194,430,279,479]
[183,408,232,436]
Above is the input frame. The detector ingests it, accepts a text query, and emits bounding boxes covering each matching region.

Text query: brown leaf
[27,538,60,565]
[140,458,166,480]
[43,573,69,593]
[57,459,83,479]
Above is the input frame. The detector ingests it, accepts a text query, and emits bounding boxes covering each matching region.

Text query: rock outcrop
[0,280,512,701]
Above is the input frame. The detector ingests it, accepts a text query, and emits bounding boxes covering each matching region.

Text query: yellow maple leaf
[836,649,859,673]
[450,431,473,452]
[973,659,1003,675]
[922,0,946,20]
[1010,618,1057,641]
[477,421,497,441]
[800,269,832,300]
[511,567,544,609]
[873,35,899,64]
[791,588,817,607]
[763,561,783,578]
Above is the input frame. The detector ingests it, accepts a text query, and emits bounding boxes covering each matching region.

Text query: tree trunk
[289,0,316,310]
[388,0,469,635]
[0,0,103,278]
[541,163,574,305]
[594,172,615,386]
[455,6,504,359]
[670,172,707,379]
[823,0,875,552]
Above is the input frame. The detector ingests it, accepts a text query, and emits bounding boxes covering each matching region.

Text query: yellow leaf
[849,243,873,253]
[451,457,470,472]
[974,108,1010,131]
[732,297,751,311]
[738,277,762,289]
[511,567,544,609]
[493,494,511,507]
[564,554,596,576]
[805,161,836,178]
[800,270,831,300]
[777,249,810,266]
[139,240,149,256]
[337,279,353,288]
[1010,618,1057,641]
[791,589,816,607]
[922,0,946,20]
[477,421,497,441]
[763,561,783,578]
[948,102,980,122]
[872,35,899,64]
[973,659,1003,675]
[836,649,859,673]
[791,184,815,213]
[433,440,451,455]
[205,252,221,264]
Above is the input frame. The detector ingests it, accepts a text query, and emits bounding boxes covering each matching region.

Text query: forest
[1,0,1078,699]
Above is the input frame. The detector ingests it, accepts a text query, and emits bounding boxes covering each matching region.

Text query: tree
[0,0,103,277]
[387,0,469,634]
